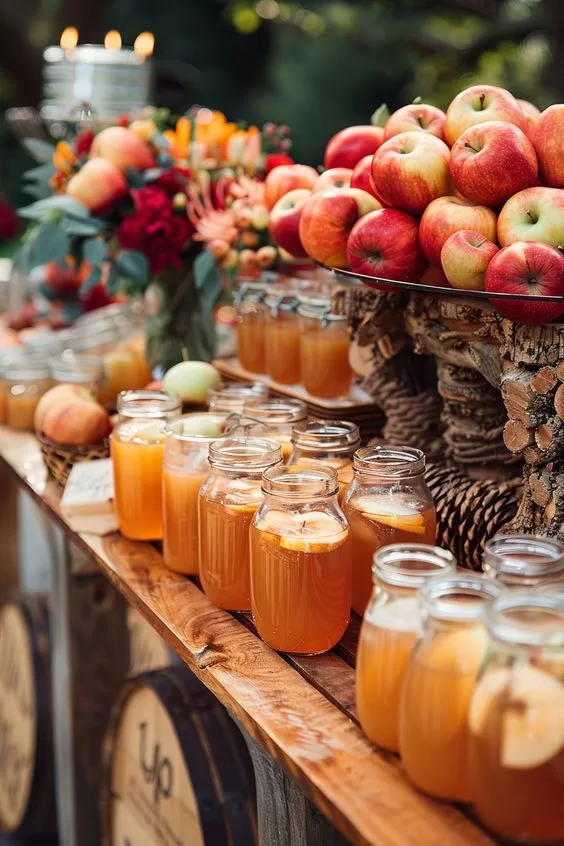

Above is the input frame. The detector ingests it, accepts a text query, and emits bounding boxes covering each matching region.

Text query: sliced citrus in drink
[131,421,167,444]
[225,478,263,514]
[278,511,349,553]
[350,496,427,534]
[419,624,489,673]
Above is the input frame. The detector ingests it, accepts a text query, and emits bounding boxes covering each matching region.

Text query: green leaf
[23,162,56,182]
[79,265,102,295]
[29,221,71,267]
[19,196,90,221]
[22,138,56,163]
[193,249,218,291]
[126,168,145,189]
[82,237,107,264]
[141,168,165,185]
[23,182,52,201]
[61,217,105,237]
[116,250,150,286]
[371,103,390,127]
[106,262,121,295]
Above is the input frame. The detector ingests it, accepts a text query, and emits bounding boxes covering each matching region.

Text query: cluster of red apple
[267,85,564,325]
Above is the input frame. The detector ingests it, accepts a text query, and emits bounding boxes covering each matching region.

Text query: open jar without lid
[22,331,67,357]
[116,389,181,423]
[49,352,103,388]
[243,398,307,461]
[264,292,300,385]
[69,323,119,355]
[468,591,564,844]
[235,283,268,373]
[290,419,360,502]
[4,360,51,431]
[483,534,564,587]
[251,465,351,654]
[208,382,268,415]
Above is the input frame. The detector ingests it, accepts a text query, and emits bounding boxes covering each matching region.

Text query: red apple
[34,384,112,445]
[371,131,451,215]
[346,208,425,284]
[314,168,352,193]
[441,230,499,290]
[419,195,497,266]
[299,188,381,268]
[90,126,155,171]
[384,103,446,142]
[531,104,564,187]
[269,188,311,258]
[324,125,384,170]
[350,155,379,198]
[484,241,564,324]
[518,98,541,136]
[450,122,538,208]
[66,158,127,214]
[264,164,319,210]
[498,187,564,248]
[444,84,527,146]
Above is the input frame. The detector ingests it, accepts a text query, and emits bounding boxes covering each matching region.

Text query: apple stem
[464,142,480,154]
[479,92,486,110]
[526,211,538,224]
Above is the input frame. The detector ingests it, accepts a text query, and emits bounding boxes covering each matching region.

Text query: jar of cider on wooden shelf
[4,361,51,431]
[111,390,182,541]
[0,350,26,425]
[199,437,282,611]
[251,465,351,654]
[483,534,564,587]
[468,590,564,844]
[49,352,104,393]
[235,281,268,373]
[264,291,300,385]
[399,573,502,803]
[243,398,307,462]
[343,446,436,616]
[208,381,268,415]
[298,301,353,399]
[289,419,360,504]
[357,543,455,752]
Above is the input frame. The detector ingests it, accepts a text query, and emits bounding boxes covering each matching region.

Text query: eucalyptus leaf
[23,162,56,182]
[116,250,150,286]
[23,182,52,201]
[29,221,71,267]
[193,250,218,291]
[19,196,90,221]
[61,217,105,237]
[106,262,121,295]
[22,138,56,163]
[80,266,102,295]
[126,168,145,189]
[141,168,165,185]
[82,237,107,264]
[371,103,391,127]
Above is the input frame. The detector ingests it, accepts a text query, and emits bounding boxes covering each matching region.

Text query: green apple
[163,361,221,403]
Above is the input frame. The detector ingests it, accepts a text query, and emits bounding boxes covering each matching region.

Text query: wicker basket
[37,432,110,488]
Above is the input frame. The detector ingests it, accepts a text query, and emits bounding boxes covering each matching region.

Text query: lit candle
[104,30,122,50]
[133,32,155,59]
[60,26,79,51]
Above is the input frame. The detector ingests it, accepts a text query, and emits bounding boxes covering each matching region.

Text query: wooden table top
[0,427,494,846]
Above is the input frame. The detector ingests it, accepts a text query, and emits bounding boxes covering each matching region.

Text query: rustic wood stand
[0,428,492,846]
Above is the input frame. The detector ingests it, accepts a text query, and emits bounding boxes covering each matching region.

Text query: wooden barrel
[101,667,258,846]
[127,607,172,675]
[0,595,57,841]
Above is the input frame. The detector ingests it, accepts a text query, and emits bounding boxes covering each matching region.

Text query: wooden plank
[0,460,19,601]
[0,428,493,846]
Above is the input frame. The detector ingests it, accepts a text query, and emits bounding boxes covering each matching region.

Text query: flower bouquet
[15,108,294,369]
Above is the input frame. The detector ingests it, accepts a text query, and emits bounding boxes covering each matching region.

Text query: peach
[264,164,319,210]
[67,158,127,214]
[90,126,156,172]
[35,384,112,446]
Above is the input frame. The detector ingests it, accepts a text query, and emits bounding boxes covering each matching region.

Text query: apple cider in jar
[111,390,182,540]
[244,398,307,462]
[199,437,282,611]
[298,303,353,399]
[356,544,455,752]
[5,361,51,431]
[468,591,564,844]
[343,446,436,616]
[264,292,300,385]
[236,282,268,373]
[289,419,360,504]
[250,466,351,654]
[399,573,503,803]
[208,381,268,415]
[483,534,564,588]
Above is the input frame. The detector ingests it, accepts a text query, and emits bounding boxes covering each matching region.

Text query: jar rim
[262,464,339,497]
[49,352,103,382]
[372,544,456,588]
[483,534,564,583]
[208,436,282,471]
[4,359,51,380]
[243,398,307,424]
[209,382,268,402]
[353,445,426,477]
[421,573,503,622]
[485,590,564,648]
[291,419,360,454]
[117,390,181,418]
[165,413,233,443]
[297,304,347,323]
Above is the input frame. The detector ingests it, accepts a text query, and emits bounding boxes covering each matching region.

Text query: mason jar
[483,534,564,587]
[244,397,307,462]
[235,281,268,373]
[264,292,300,385]
[4,361,51,431]
[289,419,360,503]
[49,352,104,393]
[208,381,268,415]
[298,303,353,399]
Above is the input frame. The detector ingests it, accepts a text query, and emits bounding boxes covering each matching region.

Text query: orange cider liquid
[6,390,44,431]
[356,596,420,751]
[163,469,208,575]
[265,314,301,385]
[468,662,564,843]
[399,622,489,802]
[111,425,166,540]
[300,329,353,398]
[199,480,262,610]
[237,315,266,373]
[291,457,354,505]
[344,496,436,615]
[250,512,351,654]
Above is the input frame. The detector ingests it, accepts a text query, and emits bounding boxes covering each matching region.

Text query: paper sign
[61,459,118,533]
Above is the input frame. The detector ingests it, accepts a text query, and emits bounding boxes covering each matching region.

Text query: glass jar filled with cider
[250,465,351,654]
[343,446,436,616]
[298,302,353,399]
[235,281,268,373]
[264,291,300,385]
[289,419,360,504]
[483,534,564,588]
[199,437,282,611]
[208,382,268,415]
[244,397,307,462]
[4,360,51,431]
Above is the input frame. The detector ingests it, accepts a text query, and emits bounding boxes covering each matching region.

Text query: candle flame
[60,27,79,50]
[133,31,155,58]
[104,30,122,50]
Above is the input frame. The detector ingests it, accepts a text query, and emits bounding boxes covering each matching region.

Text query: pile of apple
[267,85,564,325]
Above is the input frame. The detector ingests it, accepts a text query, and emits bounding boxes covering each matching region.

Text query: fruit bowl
[37,432,110,488]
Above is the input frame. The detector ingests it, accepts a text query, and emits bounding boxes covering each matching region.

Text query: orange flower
[164,116,191,160]
[53,141,77,174]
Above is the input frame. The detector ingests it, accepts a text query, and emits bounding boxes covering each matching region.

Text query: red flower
[155,167,192,196]
[75,129,95,157]
[0,196,20,242]
[265,153,294,173]
[133,186,172,216]
[117,207,194,276]
[82,282,116,312]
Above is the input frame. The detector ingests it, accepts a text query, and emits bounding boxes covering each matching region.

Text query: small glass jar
[289,419,360,504]
[208,382,268,415]
[22,331,66,357]
[49,352,104,392]
[163,413,234,576]
[235,282,268,373]
[399,573,503,803]
[264,292,300,385]
[111,390,182,540]
[357,544,456,752]
[199,437,282,611]
[343,446,436,616]
[483,534,564,587]
[468,591,564,844]
[243,398,307,462]
[298,303,353,399]
[0,350,27,425]
[98,335,152,407]
[251,465,351,654]
[4,361,51,431]
[69,323,119,355]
